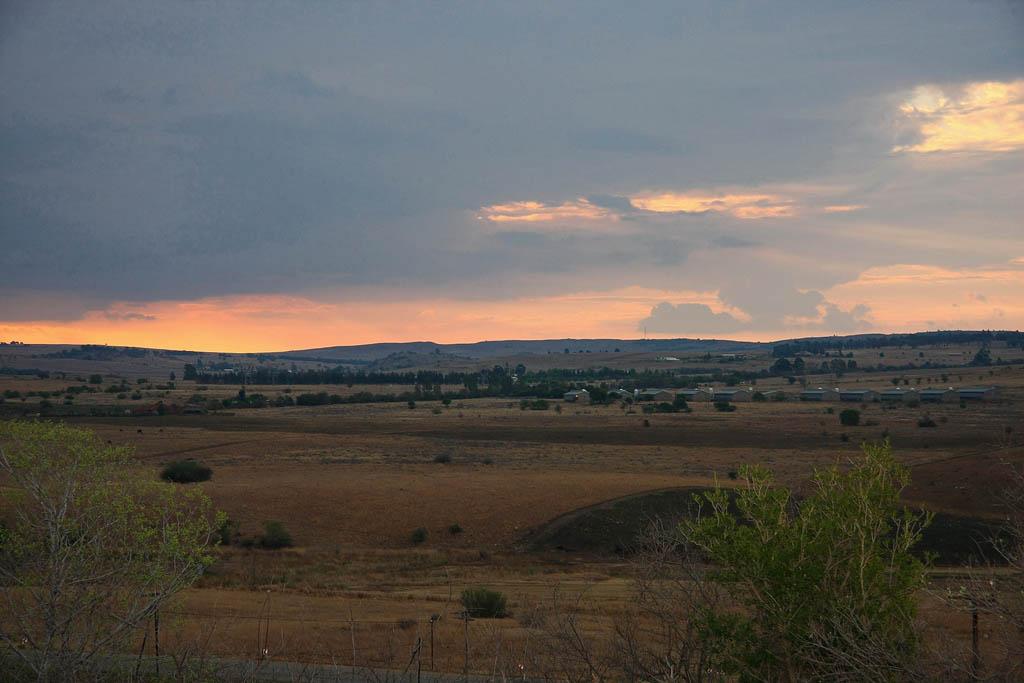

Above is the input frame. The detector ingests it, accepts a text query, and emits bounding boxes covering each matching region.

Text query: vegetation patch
[461,587,508,618]
[160,459,212,483]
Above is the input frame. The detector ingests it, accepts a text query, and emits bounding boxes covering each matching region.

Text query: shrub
[825,407,834,415]
[407,400,416,409]
[917,414,937,428]
[839,409,861,427]
[217,518,240,546]
[88,374,103,385]
[160,460,212,484]
[681,442,929,679]
[433,451,452,464]
[448,523,463,535]
[714,401,736,412]
[259,520,293,549]
[410,527,428,544]
[461,587,508,618]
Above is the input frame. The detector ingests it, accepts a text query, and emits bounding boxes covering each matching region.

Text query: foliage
[410,527,429,544]
[917,414,937,428]
[520,398,550,410]
[461,587,509,618]
[714,401,736,412]
[0,421,220,680]
[160,459,212,483]
[680,441,930,680]
[971,345,992,366]
[259,520,294,549]
[839,408,861,426]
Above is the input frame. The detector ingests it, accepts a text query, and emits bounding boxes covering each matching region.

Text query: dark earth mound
[528,487,1009,566]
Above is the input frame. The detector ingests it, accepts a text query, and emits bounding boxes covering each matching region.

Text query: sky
[1,1,1023,351]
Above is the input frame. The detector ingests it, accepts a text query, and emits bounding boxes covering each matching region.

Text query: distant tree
[87,374,102,385]
[771,358,793,374]
[169,371,176,381]
[971,345,992,366]
[183,364,198,381]
[839,408,861,426]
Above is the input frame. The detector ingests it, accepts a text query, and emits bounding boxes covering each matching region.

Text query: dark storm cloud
[0,0,1021,328]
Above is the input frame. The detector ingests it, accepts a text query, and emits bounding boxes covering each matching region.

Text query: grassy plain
[1,341,1023,674]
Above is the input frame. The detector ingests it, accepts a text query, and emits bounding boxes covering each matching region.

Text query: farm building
[880,388,919,404]
[637,388,675,402]
[756,390,787,401]
[800,387,840,401]
[563,389,590,403]
[920,388,958,403]
[714,387,753,402]
[607,388,633,400]
[675,388,714,402]
[839,389,877,402]
[958,386,998,401]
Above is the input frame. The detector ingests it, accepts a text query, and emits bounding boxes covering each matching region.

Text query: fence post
[430,614,439,670]
[971,597,980,678]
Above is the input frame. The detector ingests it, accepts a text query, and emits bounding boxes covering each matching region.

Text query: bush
[160,460,213,483]
[461,587,508,618]
[839,409,861,427]
[520,398,550,410]
[433,451,452,464]
[448,523,463,535]
[407,400,416,409]
[682,442,929,679]
[714,401,736,412]
[259,520,293,549]
[410,527,429,544]
[217,518,240,546]
[917,414,937,428]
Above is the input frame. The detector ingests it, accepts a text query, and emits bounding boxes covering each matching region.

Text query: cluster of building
[797,386,998,403]
[562,385,999,404]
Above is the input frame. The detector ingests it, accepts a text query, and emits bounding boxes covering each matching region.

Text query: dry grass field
[2,340,1023,674]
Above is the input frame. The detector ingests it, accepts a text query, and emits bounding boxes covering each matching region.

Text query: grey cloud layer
[1,1,1022,329]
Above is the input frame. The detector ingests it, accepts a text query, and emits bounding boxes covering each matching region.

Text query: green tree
[681,441,930,681]
[839,408,861,426]
[0,421,220,680]
[971,345,992,366]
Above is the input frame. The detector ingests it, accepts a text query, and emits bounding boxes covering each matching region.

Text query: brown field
[2,340,1023,675]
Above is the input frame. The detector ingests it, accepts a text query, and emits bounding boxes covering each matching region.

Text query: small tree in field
[839,408,861,426]
[0,421,220,680]
[681,441,930,681]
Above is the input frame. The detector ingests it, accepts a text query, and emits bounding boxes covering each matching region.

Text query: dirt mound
[528,487,1008,566]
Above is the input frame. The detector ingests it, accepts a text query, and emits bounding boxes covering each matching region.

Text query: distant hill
[276,337,769,363]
